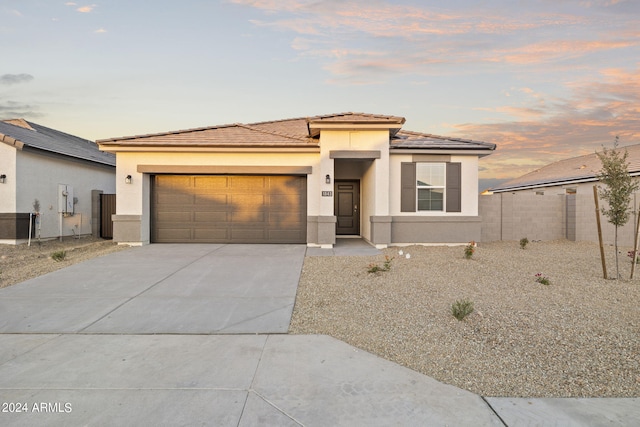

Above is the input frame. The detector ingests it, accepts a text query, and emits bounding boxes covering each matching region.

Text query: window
[416,163,445,211]
[401,162,461,213]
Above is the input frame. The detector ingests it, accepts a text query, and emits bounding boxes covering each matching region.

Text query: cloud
[76,5,97,13]
[230,0,637,83]
[65,3,97,13]
[0,74,34,85]
[453,67,640,179]
[0,101,43,119]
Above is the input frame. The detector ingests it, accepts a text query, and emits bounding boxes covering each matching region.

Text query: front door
[335,181,360,235]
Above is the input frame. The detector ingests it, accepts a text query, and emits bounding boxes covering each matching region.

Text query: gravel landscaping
[290,240,640,398]
[0,237,129,289]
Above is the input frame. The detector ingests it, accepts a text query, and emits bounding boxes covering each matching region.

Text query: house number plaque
[322,191,333,197]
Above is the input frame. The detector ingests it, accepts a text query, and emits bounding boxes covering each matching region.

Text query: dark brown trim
[0,213,34,239]
[137,165,313,175]
[446,162,462,213]
[400,162,416,212]
[329,150,381,159]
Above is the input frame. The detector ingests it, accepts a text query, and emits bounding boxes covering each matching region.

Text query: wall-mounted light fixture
[125,175,132,184]
[0,174,5,184]
[325,174,331,184]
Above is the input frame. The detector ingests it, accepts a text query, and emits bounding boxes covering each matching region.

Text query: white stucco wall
[15,151,115,239]
[389,154,480,216]
[0,144,17,212]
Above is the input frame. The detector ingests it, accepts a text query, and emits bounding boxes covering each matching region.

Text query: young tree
[596,137,639,279]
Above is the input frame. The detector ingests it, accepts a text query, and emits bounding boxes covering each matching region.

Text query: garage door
[152,175,307,243]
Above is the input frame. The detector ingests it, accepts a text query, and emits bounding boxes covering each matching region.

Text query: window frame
[415,162,446,212]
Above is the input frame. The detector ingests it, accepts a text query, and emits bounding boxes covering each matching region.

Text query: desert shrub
[520,237,529,249]
[451,299,474,321]
[367,255,394,274]
[464,241,476,259]
[535,273,550,286]
[51,250,66,262]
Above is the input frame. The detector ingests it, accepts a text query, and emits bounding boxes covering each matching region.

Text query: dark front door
[335,181,360,235]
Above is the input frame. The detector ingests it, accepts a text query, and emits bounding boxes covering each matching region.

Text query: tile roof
[98,112,495,154]
[98,121,315,147]
[391,130,496,151]
[0,119,115,167]
[492,143,640,192]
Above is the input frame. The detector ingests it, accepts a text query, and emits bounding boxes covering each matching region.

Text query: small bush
[383,255,394,271]
[367,255,394,274]
[464,241,476,259]
[51,250,66,262]
[367,263,383,274]
[535,273,550,286]
[451,299,474,321]
[520,237,529,249]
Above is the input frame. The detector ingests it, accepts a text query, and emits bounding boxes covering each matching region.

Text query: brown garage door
[152,175,307,243]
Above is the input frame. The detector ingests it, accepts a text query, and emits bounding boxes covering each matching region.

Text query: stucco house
[0,119,116,243]
[490,143,640,196]
[481,143,640,245]
[97,113,496,247]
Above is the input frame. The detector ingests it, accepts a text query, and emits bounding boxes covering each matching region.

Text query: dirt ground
[0,237,131,289]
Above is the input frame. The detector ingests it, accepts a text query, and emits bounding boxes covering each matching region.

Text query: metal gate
[100,194,116,239]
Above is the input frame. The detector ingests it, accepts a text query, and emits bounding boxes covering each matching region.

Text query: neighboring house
[490,143,640,195]
[97,113,496,247]
[481,143,640,245]
[0,119,116,243]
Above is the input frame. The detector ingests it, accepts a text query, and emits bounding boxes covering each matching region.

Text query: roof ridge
[97,123,242,143]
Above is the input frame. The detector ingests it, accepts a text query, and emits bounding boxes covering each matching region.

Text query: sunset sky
[2,0,639,188]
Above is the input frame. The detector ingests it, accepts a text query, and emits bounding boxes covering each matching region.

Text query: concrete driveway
[0,244,306,334]
[1,242,638,426]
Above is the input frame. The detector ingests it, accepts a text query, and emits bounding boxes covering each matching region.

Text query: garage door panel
[194,194,229,207]
[155,193,194,205]
[194,176,229,189]
[231,194,266,207]
[232,176,266,190]
[230,228,267,241]
[193,228,229,241]
[153,175,306,243]
[157,211,193,223]
[231,211,266,223]
[269,211,303,223]
[194,211,229,222]
[269,194,303,207]
[156,175,191,189]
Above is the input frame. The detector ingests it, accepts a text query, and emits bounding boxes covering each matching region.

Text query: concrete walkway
[0,242,638,426]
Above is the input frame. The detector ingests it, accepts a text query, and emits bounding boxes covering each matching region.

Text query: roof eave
[98,143,320,153]
[390,147,496,157]
[0,133,25,150]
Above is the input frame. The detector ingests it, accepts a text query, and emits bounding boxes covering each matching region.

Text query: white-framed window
[416,163,445,211]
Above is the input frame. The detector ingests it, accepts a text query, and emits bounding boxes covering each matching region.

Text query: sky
[1,0,639,189]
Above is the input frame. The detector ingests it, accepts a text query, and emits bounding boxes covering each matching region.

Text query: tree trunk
[615,226,620,279]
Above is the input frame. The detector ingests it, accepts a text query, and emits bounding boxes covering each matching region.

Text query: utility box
[58,184,74,215]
